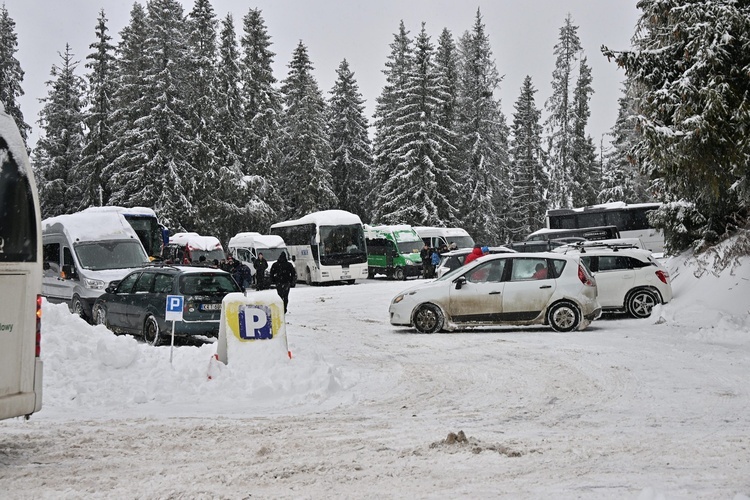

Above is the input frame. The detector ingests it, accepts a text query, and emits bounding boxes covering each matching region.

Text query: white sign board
[165,295,184,322]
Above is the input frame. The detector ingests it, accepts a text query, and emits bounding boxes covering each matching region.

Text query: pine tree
[371,21,413,220]
[545,14,582,209]
[33,44,86,218]
[374,23,457,226]
[570,56,599,207]
[77,9,116,208]
[455,9,509,245]
[327,59,372,219]
[508,75,547,241]
[599,80,650,204]
[279,41,337,217]
[0,5,30,144]
[604,0,750,250]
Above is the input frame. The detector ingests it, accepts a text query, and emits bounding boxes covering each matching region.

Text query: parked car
[553,242,672,318]
[434,246,516,278]
[92,265,240,345]
[389,252,601,333]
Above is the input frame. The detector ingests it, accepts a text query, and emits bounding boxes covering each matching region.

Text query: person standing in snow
[254,252,269,291]
[420,243,433,278]
[270,252,296,313]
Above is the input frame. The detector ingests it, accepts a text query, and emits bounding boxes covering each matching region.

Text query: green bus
[364,225,423,280]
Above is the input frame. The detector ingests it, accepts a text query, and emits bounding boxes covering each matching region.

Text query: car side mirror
[105,285,115,294]
[454,276,466,290]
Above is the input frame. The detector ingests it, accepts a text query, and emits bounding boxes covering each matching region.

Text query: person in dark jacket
[420,243,433,278]
[270,252,296,313]
[254,253,269,291]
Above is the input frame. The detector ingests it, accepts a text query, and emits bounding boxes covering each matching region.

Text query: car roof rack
[558,241,640,254]
[143,261,182,270]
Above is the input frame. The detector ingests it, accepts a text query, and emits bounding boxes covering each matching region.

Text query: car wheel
[93,304,108,328]
[143,315,162,346]
[71,295,88,322]
[394,267,406,281]
[547,302,581,332]
[413,303,444,334]
[627,289,657,318]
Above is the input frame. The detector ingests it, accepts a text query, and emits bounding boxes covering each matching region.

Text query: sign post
[165,295,184,364]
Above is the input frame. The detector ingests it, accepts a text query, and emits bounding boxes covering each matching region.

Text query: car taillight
[578,264,595,287]
[656,270,669,284]
[36,295,42,357]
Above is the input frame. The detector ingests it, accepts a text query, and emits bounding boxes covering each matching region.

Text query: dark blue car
[92,265,241,345]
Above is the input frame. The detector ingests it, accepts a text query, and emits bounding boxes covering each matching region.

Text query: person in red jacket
[463,244,484,266]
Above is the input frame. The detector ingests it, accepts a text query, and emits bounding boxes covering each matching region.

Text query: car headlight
[393,294,405,304]
[84,278,106,290]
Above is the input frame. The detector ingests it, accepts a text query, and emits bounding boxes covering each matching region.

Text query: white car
[389,252,601,333]
[554,242,672,318]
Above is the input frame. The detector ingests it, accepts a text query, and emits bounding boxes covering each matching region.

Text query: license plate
[200,303,221,311]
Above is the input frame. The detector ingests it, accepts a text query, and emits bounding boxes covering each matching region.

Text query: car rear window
[179,273,238,295]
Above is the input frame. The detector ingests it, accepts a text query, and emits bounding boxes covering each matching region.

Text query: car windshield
[179,273,239,295]
[435,259,477,282]
[74,240,149,270]
[191,248,226,263]
[396,240,422,255]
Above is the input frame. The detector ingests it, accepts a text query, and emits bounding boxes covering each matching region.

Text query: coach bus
[1,105,43,420]
[82,206,168,260]
[270,210,368,285]
[545,202,664,253]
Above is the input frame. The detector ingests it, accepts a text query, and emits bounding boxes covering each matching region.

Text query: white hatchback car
[554,242,672,318]
[389,253,601,333]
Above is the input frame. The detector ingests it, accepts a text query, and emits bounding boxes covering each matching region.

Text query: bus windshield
[0,142,36,262]
[396,240,422,255]
[319,224,366,265]
[74,240,149,270]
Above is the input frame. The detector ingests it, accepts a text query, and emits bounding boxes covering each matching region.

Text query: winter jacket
[270,253,296,285]
[463,246,484,266]
[430,251,441,266]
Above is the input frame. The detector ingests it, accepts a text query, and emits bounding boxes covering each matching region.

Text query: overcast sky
[9,1,640,149]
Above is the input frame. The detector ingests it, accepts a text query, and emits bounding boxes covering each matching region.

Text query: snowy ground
[2,251,750,499]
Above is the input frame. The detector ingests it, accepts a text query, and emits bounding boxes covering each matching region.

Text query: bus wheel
[143,315,162,346]
[394,267,406,281]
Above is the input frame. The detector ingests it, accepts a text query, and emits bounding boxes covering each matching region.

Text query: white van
[413,226,475,250]
[1,103,43,420]
[163,232,225,264]
[227,232,290,279]
[42,211,150,322]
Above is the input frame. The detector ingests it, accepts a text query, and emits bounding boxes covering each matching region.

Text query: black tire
[394,267,406,281]
[93,304,108,328]
[71,295,88,322]
[547,302,581,332]
[412,303,444,334]
[627,289,658,318]
[346,279,355,285]
[367,268,375,279]
[143,315,162,346]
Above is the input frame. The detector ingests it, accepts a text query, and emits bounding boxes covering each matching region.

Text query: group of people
[420,241,459,278]
[219,252,296,313]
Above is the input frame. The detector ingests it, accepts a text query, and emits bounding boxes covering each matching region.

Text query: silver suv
[554,242,672,318]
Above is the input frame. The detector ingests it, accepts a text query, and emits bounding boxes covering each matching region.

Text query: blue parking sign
[238,305,273,340]
[165,295,184,321]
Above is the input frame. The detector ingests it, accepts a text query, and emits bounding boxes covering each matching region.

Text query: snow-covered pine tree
[33,44,86,218]
[374,23,457,226]
[104,3,153,212]
[77,9,116,209]
[545,14,583,209]
[599,80,650,204]
[110,0,196,232]
[508,75,547,241]
[239,7,284,217]
[455,9,509,245]
[0,5,30,145]
[370,21,413,222]
[604,0,750,251]
[570,55,599,207]
[185,0,221,236]
[279,41,337,217]
[327,59,372,220]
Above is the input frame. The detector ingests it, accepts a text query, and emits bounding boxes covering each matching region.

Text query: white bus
[545,202,664,254]
[270,210,368,285]
[1,104,43,420]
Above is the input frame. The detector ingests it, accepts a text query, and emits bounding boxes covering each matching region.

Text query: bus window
[577,212,605,228]
[0,138,36,262]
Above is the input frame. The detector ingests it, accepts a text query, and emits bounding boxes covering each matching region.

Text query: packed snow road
[1,271,749,498]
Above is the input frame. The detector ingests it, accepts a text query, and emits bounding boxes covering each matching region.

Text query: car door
[126,271,156,330]
[448,259,506,322]
[501,257,557,322]
[106,272,140,329]
[586,255,635,308]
